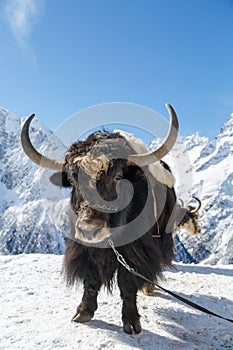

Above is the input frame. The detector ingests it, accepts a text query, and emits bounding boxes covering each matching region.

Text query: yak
[21,104,190,334]
[174,197,201,236]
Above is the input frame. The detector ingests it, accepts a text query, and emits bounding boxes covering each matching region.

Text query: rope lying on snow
[108,239,233,324]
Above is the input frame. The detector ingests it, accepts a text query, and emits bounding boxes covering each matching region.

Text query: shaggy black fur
[50,130,176,334]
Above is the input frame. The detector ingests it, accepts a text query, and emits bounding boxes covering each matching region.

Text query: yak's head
[50,134,148,244]
[21,104,179,245]
[175,197,202,236]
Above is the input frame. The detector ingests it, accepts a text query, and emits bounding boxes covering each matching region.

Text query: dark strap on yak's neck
[108,239,233,324]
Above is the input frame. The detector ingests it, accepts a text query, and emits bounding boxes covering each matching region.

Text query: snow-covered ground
[1,254,232,350]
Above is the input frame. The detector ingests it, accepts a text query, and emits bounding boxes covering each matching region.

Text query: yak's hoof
[142,284,154,296]
[72,310,94,323]
[123,319,142,334]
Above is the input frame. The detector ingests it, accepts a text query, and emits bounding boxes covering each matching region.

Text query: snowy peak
[0,108,68,254]
[179,132,209,151]
[198,113,233,166]
[218,113,233,139]
[194,113,233,163]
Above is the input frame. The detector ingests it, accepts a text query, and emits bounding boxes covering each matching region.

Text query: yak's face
[178,207,201,235]
[50,135,145,244]
[69,157,128,244]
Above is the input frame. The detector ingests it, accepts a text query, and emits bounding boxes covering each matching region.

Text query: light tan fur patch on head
[74,153,109,180]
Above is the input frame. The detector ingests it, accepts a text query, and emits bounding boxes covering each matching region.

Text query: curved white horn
[21,114,65,171]
[128,104,179,166]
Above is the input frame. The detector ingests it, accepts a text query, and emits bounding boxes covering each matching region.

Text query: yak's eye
[115,172,123,181]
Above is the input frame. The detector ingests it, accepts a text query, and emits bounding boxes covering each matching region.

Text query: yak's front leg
[72,278,101,323]
[117,267,142,334]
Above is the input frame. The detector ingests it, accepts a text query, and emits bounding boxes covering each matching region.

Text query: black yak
[21,104,183,334]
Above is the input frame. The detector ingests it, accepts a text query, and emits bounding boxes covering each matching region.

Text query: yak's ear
[50,172,71,187]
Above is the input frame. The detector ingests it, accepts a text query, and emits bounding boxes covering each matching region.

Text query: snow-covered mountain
[0,107,69,254]
[188,114,233,265]
[0,106,233,265]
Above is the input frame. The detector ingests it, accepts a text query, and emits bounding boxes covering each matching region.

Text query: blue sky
[0,0,233,141]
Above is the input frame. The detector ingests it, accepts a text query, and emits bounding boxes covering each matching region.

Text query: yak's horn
[128,104,179,166]
[190,196,202,213]
[179,198,184,207]
[21,114,65,171]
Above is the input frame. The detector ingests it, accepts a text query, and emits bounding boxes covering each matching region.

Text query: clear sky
[0,0,233,140]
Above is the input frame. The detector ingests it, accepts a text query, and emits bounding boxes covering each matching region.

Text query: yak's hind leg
[72,277,101,323]
[117,267,142,334]
[142,283,155,296]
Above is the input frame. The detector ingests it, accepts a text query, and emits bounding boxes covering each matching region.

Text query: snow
[0,254,232,350]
